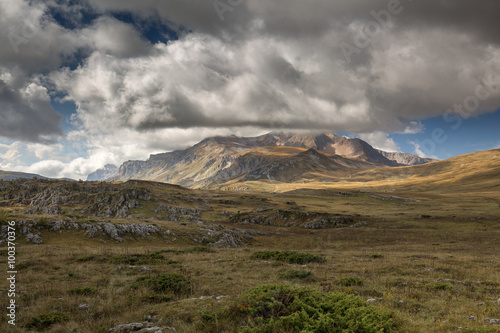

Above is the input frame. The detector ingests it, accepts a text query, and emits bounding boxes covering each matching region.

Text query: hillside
[0,170,49,181]
[226,148,500,194]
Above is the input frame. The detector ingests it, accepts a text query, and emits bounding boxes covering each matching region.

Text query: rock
[366,298,376,303]
[144,315,157,322]
[195,225,253,248]
[467,316,475,321]
[490,319,500,324]
[78,304,90,310]
[494,298,500,305]
[139,266,151,272]
[26,232,43,244]
[138,328,176,332]
[109,322,153,333]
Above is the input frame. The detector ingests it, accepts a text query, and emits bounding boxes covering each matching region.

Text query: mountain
[0,170,49,181]
[376,150,433,166]
[87,164,118,181]
[110,132,431,188]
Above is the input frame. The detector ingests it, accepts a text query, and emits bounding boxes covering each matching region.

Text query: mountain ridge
[95,132,433,188]
[0,170,50,181]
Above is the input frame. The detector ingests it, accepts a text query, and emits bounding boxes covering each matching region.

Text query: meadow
[0,175,499,332]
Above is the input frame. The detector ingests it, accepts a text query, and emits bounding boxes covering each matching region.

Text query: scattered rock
[109,322,154,333]
[144,315,157,322]
[1,220,172,243]
[194,225,261,248]
[25,232,43,244]
[78,304,90,310]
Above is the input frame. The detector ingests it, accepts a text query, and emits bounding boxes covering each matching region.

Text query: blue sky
[391,109,500,159]
[1,0,500,179]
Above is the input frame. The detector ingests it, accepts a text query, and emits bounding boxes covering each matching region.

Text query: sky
[1,0,500,179]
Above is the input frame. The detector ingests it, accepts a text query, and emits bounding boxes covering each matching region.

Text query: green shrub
[140,294,174,303]
[201,237,217,245]
[250,251,326,264]
[230,284,398,333]
[37,217,50,228]
[428,282,452,291]
[369,254,384,259]
[340,277,364,287]
[26,311,69,330]
[75,255,96,262]
[134,273,191,295]
[278,270,312,280]
[68,287,96,296]
[109,252,167,265]
[185,246,216,253]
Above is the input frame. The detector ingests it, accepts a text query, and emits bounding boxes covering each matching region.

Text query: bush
[428,282,453,291]
[134,273,191,295]
[68,287,96,296]
[230,284,398,333]
[109,252,167,265]
[75,255,96,262]
[250,251,326,264]
[26,311,69,330]
[278,270,312,280]
[185,246,216,253]
[37,217,50,228]
[140,294,174,304]
[340,277,364,287]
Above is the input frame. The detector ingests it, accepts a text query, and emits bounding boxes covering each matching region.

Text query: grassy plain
[1,150,500,332]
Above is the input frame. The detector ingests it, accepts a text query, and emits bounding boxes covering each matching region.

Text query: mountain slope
[0,170,49,181]
[87,164,118,181]
[376,150,434,166]
[111,132,431,188]
[347,148,500,190]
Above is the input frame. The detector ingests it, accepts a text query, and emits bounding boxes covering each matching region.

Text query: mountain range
[88,133,433,188]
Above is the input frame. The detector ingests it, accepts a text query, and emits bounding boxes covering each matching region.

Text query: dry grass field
[1,150,499,332]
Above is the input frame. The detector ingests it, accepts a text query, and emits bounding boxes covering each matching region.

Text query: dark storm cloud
[3,0,500,159]
[0,80,63,143]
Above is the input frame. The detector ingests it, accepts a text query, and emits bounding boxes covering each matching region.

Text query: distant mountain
[0,170,49,181]
[376,150,434,166]
[111,132,432,188]
[87,164,118,181]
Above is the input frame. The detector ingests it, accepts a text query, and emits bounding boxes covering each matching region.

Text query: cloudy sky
[1,0,500,179]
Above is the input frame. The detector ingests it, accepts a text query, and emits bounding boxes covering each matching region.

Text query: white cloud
[80,17,152,58]
[357,132,399,152]
[1,0,500,179]
[410,141,439,160]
